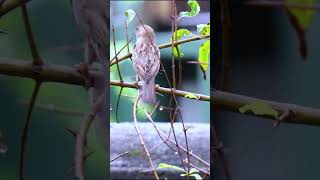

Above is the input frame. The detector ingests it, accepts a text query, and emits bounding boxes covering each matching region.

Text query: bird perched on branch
[71,0,109,146]
[132,24,160,104]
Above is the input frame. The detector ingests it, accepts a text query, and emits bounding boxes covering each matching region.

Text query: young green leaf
[157,163,186,173]
[286,0,316,29]
[197,23,210,36]
[198,40,210,79]
[179,0,200,19]
[285,0,316,59]
[125,9,136,24]
[239,101,279,119]
[189,168,199,174]
[171,29,192,58]
[181,172,202,180]
[190,173,202,180]
[185,93,198,99]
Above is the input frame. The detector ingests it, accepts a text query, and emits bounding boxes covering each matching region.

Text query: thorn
[65,128,77,139]
[74,63,92,89]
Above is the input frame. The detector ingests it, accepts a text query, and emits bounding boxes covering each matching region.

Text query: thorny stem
[133,94,159,180]
[144,109,210,171]
[112,24,123,123]
[110,151,129,163]
[172,0,191,175]
[110,34,210,66]
[135,11,191,173]
[19,81,41,180]
[21,4,43,66]
[245,0,320,10]
[74,111,96,180]
[0,0,30,17]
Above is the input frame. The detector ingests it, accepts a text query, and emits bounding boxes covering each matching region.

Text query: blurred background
[0,0,210,179]
[0,1,107,179]
[214,1,320,180]
[110,0,210,123]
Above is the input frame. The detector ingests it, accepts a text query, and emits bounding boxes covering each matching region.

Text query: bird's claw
[133,81,140,89]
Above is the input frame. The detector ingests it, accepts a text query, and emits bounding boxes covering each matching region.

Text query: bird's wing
[132,43,160,83]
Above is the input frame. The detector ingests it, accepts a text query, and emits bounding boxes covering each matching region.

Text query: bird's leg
[133,75,140,89]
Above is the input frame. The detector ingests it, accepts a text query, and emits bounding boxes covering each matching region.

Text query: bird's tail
[140,79,156,104]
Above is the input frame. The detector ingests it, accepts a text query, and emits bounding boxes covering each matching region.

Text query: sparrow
[132,24,160,104]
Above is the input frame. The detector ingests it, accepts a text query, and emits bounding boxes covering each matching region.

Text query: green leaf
[198,40,210,72]
[171,29,192,58]
[179,0,200,19]
[239,101,279,119]
[190,173,202,180]
[185,93,198,99]
[197,23,210,35]
[189,168,199,174]
[125,9,136,24]
[157,163,186,173]
[286,0,316,29]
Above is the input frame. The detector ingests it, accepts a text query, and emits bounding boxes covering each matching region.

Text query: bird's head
[135,24,156,42]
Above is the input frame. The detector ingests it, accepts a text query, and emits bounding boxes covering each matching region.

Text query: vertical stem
[21,4,43,66]
[220,0,232,90]
[19,81,41,180]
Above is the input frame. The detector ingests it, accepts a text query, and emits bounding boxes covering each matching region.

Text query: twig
[110,151,129,163]
[112,24,123,123]
[212,119,231,180]
[124,22,131,61]
[135,11,191,173]
[144,109,210,169]
[74,111,96,180]
[133,94,159,180]
[110,38,132,62]
[183,159,210,176]
[110,34,210,66]
[245,0,320,10]
[0,129,8,155]
[2,60,320,125]
[21,3,43,66]
[220,0,232,90]
[0,0,5,8]
[19,81,41,180]
[0,0,30,17]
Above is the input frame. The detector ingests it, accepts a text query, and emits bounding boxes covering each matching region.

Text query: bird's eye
[136,27,139,31]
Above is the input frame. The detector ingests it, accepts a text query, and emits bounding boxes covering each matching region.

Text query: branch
[2,59,320,126]
[133,94,159,180]
[19,81,41,180]
[0,0,30,17]
[74,111,96,180]
[110,80,210,102]
[245,0,320,10]
[213,90,320,126]
[21,3,43,66]
[110,34,210,66]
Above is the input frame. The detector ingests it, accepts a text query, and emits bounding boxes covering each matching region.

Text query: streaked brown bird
[71,0,109,146]
[132,24,160,104]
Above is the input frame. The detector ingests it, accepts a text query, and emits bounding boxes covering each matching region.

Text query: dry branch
[0,0,30,17]
[110,34,210,66]
[1,59,320,125]
[213,90,320,126]
[74,111,96,180]
[245,0,320,10]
